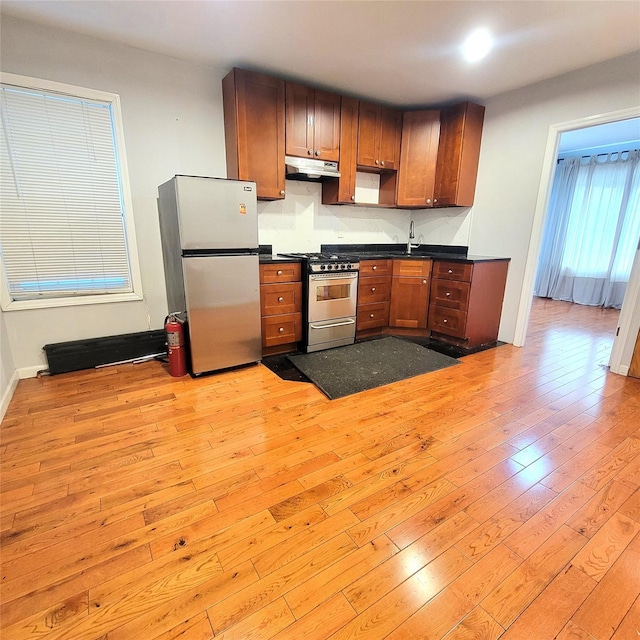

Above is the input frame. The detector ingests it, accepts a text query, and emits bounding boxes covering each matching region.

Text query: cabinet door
[378,106,402,170]
[357,101,381,168]
[285,82,314,159]
[396,110,440,207]
[223,68,286,200]
[322,96,358,205]
[389,276,430,328]
[434,102,485,207]
[314,89,341,162]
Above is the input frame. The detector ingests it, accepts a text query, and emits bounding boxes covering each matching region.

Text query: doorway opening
[527,119,640,367]
[514,106,640,377]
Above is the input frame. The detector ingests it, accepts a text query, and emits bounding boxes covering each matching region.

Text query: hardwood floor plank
[570,512,640,581]
[571,531,640,639]
[567,479,635,538]
[441,606,503,640]
[456,482,557,562]
[481,524,587,629]
[214,597,295,640]
[206,533,356,635]
[149,612,214,640]
[284,534,397,618]
[610,595,640,640]
[1,298,637,640]
[498,565,597,639]
[503,480,595,559]
[330,546,471,639]
[269,593,356,640]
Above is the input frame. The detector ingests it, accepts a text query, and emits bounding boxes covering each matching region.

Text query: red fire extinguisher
[165,313,188,377]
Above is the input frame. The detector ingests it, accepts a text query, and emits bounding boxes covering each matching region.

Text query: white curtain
[534,150,640,309]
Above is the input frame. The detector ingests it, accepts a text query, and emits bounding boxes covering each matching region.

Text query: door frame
[512,106,640,374]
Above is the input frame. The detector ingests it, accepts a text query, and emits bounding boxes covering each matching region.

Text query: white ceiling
[2,1,639,107]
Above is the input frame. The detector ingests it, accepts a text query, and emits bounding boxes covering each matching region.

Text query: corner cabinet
[389,259,432,329]
[428,259,509,347]
[222,68,286,200]
[357,102,402,171]
[434,102,485,207]
[285,83,341,162]
[259,262,303,354]
[322,96,359,205]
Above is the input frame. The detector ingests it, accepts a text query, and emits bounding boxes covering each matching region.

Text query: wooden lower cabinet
[259,263,302,352]
[428,259,509,347]
[389,260,432,329]
[356,260,393,333]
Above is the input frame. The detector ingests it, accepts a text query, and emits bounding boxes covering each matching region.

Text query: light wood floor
[1,298,639,639]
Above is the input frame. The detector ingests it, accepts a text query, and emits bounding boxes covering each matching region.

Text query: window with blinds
[0,74,142,310]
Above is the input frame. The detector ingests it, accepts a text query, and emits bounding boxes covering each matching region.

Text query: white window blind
[0,76,140,308]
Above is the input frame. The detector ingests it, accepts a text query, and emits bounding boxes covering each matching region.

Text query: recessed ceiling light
[462,28,493,63]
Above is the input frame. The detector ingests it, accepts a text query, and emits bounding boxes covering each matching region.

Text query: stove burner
[278,252,359,273]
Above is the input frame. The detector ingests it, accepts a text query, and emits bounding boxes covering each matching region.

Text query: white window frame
[0,72,143,311]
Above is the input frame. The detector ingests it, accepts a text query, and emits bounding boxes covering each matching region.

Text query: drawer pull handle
[278,296,284,302]
[370,313,374,318]
[372,266,377,271]
[448,269,453,274]
[422,280,427,284]
[446,292,451,296]
[371,287,376,292]
[278,327,284,333]
[443,319,448,323]
[277,270,283,276]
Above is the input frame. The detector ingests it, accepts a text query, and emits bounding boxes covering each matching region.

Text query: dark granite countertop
[257,244,510,264]
[321,244,510,264]
[259,254,302,264]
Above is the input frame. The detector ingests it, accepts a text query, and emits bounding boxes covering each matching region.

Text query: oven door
[308,272,358,321]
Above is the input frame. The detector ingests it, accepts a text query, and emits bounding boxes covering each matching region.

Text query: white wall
[470,50,640,344]
[0,16,227,374]
[0,309,18,422]
[258,180,470,254]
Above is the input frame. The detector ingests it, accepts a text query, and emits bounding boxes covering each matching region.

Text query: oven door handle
[309,318,356,329]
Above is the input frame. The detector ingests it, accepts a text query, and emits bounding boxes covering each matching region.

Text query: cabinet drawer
[359,259,392,277]
[432,260,473,282]
[428,305,467,338]
[260,282,302,316]
[260,262,302,284]
[358,275,392,304]
[261,313,302,347]
[430,278,470,310]
[357,302,390,331]
[392,259,432,277]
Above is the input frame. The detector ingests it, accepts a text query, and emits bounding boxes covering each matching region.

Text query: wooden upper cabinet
[434,102,485,207]
[222,68,286,200]
[285,82,340,162]
[322,96,358,205]
[357,101,402,171]
[396,110,441,208]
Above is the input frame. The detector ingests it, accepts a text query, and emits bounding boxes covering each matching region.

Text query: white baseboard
[0,370,20,424]
[17,365,47,379]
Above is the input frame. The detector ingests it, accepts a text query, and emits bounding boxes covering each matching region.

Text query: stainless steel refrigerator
[157,175,261,375]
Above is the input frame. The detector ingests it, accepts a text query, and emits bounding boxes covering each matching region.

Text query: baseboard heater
[44,330,167,375]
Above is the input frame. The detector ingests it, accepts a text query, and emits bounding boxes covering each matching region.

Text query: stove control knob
[341,264,346,269]
[320,265,326,270]
[347,264,352,269]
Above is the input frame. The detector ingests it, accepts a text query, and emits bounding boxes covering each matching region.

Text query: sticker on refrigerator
[239,203,246,215]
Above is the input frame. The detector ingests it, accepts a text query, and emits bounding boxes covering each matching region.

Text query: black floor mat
[286,336,460,400]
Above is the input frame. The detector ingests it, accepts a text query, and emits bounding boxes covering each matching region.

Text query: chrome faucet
[407,220,420,254]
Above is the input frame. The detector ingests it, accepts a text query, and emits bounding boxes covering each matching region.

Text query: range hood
[285,155,341,181]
